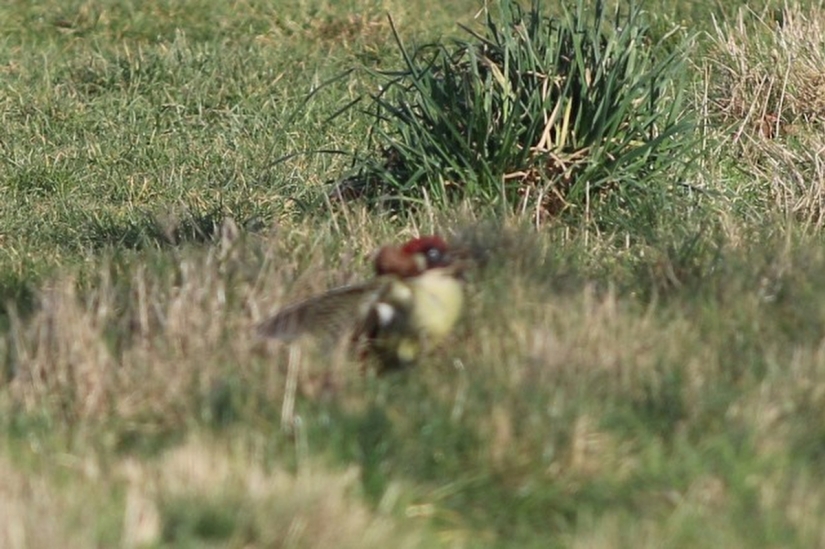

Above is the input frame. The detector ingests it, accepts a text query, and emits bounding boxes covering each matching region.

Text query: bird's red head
[374,235,452,277]
[401,235,451,269]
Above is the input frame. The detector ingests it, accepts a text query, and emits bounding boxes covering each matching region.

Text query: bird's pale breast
[408,269,463,340]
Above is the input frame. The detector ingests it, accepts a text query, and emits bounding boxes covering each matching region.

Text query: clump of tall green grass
[337,0,695,227]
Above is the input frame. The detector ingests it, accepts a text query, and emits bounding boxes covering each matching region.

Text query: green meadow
[2,0,825,547]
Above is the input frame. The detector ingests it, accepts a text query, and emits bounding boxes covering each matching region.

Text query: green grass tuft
[337,0,696,230]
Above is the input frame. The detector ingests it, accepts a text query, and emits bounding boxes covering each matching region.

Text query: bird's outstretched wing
[256,282,382,344]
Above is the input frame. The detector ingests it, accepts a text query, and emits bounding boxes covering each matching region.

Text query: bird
[256,235,465,372]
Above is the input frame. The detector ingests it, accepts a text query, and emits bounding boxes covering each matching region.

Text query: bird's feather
[257,282,382,343]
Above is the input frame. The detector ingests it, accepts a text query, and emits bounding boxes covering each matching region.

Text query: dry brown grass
[703,3,825,227]
[0,455,101,549]
[748,134,825,227]
[119,437,421,548]
[0,437,421,549]
[707,4,825,139]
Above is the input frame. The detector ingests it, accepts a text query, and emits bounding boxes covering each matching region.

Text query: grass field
[2,0,825,547]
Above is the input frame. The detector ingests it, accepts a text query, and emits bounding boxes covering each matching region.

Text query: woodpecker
[256,236,465,372]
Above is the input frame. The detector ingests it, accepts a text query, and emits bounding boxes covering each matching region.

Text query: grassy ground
[2,0,825,547]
